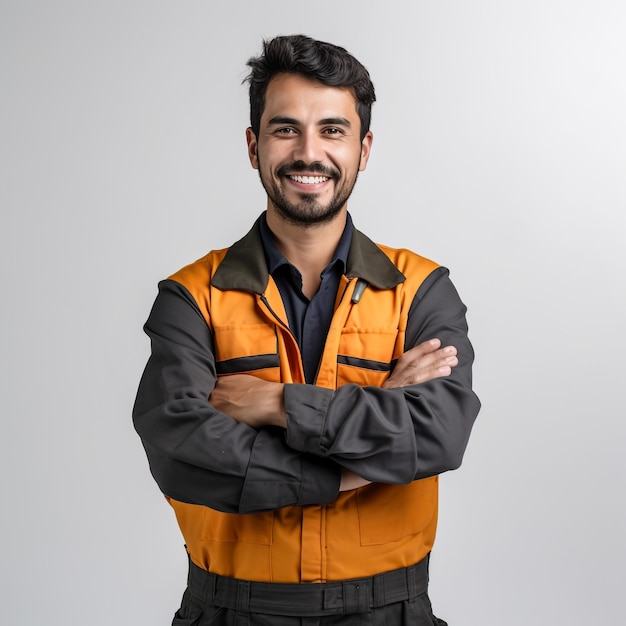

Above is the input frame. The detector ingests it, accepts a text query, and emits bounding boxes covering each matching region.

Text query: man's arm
[210,337,460,490]
[211,268,480,485]
[208,337,458,429]
[287,267,481,483]
[132,279,340,514]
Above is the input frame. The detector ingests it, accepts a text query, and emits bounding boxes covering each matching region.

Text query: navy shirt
[259,213,353,384]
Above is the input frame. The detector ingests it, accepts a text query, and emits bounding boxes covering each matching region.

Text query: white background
[1,1,624,624]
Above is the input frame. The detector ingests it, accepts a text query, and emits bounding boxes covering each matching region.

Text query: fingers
[398,340,457,371]
[406,337,442,357]
[382,338,458,389]
[403,338,455,359]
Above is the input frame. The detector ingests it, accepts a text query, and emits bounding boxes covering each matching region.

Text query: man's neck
[265,207,347,299]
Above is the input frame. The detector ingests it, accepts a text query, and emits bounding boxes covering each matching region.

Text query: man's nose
[292,130,323,165]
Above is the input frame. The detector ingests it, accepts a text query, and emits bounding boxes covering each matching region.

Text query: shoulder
[162,247,230,322]
[376,243,439,272]
[375,243,441,290]
[167,247,229,290]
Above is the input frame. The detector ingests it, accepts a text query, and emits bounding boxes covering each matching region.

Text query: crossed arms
[209,338,460,491]
[133,267,480,513]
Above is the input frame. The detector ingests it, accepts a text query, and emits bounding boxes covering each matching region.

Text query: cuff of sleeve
[284,383,333,455]
[298,456,341,506]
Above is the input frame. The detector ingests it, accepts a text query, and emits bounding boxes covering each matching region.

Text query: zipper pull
[351,279,368,304]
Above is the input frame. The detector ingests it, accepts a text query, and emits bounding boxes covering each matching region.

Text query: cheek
[259,150,286,174]
[337,145,364,168]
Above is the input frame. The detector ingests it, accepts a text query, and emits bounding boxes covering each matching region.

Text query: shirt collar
[259,211,353,278]
[211,213,405,294]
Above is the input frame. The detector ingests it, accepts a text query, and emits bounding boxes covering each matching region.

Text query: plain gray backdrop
[1,1,624,624]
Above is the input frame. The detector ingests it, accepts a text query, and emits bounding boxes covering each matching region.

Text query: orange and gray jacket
[133,216,481,583]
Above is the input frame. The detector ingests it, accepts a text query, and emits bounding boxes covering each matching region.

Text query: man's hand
[340,339,458,491]
[209,374,286,429]
[340,469,372,491]
[383,338,458,389]
[210,339,456,427]
[210,339,456,487]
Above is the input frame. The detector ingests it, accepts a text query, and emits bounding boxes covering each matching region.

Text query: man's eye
[323,127,342,135]
[276,127,296,134]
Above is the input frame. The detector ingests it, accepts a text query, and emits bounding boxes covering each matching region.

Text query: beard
[258,159,359,227]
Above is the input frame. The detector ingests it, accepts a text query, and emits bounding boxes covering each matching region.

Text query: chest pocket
[333,282,406,388]
[213,323,280,381]
[336,327,399,388]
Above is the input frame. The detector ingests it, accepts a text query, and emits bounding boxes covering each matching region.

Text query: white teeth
[289,175,328,184]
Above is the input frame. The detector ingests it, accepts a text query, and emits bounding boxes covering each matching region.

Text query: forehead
[261,73,359,123]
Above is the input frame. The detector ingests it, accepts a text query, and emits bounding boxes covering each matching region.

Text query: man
[133,34,480,625]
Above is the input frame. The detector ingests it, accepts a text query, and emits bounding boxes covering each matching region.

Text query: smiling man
[249,72,370,230]
[133,34,480,625]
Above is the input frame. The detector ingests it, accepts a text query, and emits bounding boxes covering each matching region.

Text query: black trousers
[172,556,448,626]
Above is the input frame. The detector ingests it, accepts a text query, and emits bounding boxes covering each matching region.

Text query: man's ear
[359,131,373,172]
[246,127,259,169]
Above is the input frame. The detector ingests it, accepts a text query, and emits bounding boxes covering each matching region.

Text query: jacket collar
[211,214,405,293]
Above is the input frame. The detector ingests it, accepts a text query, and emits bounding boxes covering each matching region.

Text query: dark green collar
[211,214,405,293]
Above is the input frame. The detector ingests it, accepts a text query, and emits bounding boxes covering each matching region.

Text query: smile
[288,175,330,184]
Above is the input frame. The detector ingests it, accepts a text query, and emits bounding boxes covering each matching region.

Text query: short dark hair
[245,34,376,141]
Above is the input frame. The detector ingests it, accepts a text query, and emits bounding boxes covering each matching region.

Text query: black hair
[245,34,376,141]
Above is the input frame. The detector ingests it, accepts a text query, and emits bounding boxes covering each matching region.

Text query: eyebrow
[320,117,352,127]
[267,116,352,127]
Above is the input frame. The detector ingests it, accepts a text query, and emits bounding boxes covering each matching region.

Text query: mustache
[277,161,339,180]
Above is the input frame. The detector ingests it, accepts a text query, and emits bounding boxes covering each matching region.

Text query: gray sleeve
[132,279,340,514]
[284,267,481,483]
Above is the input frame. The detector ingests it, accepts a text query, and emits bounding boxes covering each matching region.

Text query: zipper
[259,293,306,383]
[259,294,292,334]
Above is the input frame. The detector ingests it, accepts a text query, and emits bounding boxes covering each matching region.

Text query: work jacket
[133,215,480,583]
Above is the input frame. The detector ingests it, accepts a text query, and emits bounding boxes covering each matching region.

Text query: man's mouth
[287,175,330,185]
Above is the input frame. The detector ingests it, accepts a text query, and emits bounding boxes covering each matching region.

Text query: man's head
[244,35,376,227]
[245,34,376,142]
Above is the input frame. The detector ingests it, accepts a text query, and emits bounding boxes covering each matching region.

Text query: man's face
[246,73,372,226]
